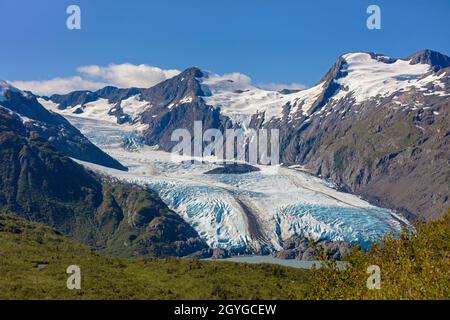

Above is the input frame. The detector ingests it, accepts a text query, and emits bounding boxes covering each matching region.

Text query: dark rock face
[139,67,230,151]
[0,131,210,258]
[47,86,141,109]
[0,87,127,170]
[204,163,260,174]
[406,49,450,71]
[307,56,348,114]
[142,101,225,151]
[140,67,206,101]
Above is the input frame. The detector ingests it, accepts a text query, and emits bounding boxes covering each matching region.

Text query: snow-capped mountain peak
[0,80,27,102]
[331,51,443,103]
[32,49,449,155]
[195,68,326,125]
[0,80,127,170]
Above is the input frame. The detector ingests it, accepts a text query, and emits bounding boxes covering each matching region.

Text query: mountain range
[1,49,449,259]
[37,49,450,221]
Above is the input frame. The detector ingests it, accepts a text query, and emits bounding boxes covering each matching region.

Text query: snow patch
[120,95,150,121]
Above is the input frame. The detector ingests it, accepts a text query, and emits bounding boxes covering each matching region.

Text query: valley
[58,113,407,255]
[1,48,448,260]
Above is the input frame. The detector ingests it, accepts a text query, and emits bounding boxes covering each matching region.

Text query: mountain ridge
[0,129,209,257]
[0,81,127,170]
[11,49,450,221]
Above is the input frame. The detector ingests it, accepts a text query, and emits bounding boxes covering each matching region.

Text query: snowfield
[64,114,409,253]
[333,52,448,103]
[198,70,325,125]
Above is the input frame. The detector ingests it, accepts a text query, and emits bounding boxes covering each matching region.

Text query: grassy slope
[1,211,448,300]
[0,213,310,299]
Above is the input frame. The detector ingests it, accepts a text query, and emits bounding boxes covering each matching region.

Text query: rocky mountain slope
[39,50,449,222]
[272,50,450,221]
[0,100,209,257]
[0,81,126,170]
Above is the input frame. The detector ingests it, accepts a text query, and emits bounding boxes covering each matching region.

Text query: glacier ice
[58,113,409,254]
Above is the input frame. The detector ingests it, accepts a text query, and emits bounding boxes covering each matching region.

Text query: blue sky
[1,0,449,94]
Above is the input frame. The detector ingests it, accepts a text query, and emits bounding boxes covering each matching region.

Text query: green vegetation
[333,145,350,173]
[0,213,310,299]
[1,210,449,300]
[308,209,450,300]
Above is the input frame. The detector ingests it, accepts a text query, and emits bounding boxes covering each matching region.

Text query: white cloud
[77,64,180,88]
[10,64,181,96]
[9,64,307,96]
[257,82,307,91]
[207,71,307,92]
[221,72,253,87]
[11,76,109,96]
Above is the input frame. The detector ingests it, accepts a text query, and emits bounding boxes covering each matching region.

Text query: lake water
[206,256,330,269]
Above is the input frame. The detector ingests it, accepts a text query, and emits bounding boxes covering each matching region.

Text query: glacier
[29,51,450,254]
[60,113,410,254]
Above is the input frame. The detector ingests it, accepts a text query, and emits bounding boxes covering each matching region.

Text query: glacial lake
[206,256,345,269]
